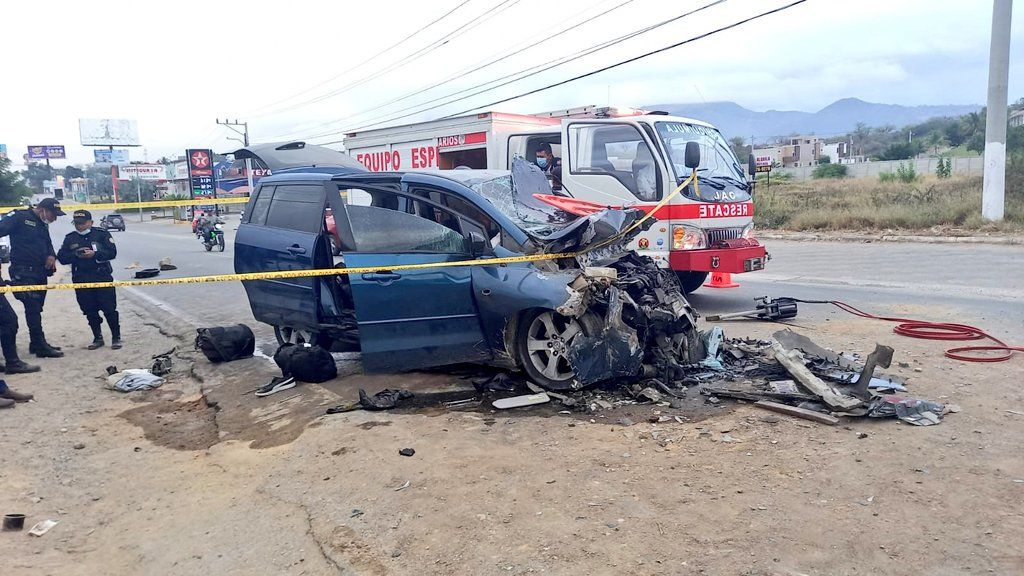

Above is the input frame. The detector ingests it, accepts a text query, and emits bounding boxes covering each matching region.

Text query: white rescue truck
[342,105,766,293]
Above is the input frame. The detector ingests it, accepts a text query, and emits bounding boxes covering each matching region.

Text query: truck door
[330,182,491,372]
[561,120,668,205]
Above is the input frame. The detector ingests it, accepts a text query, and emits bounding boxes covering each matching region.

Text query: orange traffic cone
[703,272,739,289]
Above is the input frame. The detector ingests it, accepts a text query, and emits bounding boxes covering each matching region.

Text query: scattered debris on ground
[323,327,953,429]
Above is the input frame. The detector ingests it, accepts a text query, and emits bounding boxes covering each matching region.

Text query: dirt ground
[1,289,1022,576]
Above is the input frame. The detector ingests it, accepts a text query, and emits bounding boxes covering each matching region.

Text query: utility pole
[983,0,1013,221]
[216,118,254,217]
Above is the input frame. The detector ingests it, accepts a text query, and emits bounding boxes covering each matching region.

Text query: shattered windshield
[656,122,751,202]
[468,159,575,237]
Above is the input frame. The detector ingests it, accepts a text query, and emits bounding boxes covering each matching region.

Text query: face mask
[536,157,548,169]
[75,228,92,236]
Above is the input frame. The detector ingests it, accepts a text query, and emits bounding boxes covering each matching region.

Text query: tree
[728,136,748,164]
[63,165,84,179]
[0,157,32,205]
[21,162,53,191]
[879,142,921,161]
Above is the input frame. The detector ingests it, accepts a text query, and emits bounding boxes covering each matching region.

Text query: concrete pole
[983,0,1013,221]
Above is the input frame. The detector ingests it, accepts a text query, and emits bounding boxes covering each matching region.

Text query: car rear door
[330,181,490,372]
[235,182,327,330]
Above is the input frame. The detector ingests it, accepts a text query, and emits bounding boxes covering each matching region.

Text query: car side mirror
[469,231,491,256]
[684,141,701,169]
[748,153,757,177]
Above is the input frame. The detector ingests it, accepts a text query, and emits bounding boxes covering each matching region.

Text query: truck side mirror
[748,153,757,177]
[469,231,491,257]
[684,141,701,169]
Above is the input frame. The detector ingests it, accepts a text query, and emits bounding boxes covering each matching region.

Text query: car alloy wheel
[518,310,594,390]
[274,326,319,347]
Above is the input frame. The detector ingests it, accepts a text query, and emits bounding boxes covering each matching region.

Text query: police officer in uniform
[57,210,122,350]
[0,198,64,358]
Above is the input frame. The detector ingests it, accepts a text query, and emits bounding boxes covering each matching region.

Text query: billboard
[186,149,216,199]
[0,144,7,159]
[27,145,66,160]
[117,164,166,181]
[94,149,130,166]
[79,119,140,146]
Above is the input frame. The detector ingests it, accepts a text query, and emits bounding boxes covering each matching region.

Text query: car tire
[516,309,601,391]
[675,271,708,294]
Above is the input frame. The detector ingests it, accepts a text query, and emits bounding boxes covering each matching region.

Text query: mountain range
[644,98,982,142]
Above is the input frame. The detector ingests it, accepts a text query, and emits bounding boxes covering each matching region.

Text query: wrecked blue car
[235,157,700,390]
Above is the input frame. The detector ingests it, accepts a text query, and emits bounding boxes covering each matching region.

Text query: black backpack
[274,343,337,383]
[195,325,256,362]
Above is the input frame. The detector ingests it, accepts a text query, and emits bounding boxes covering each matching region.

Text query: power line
[254,0,523,119]
[317,0,809,145]
[266,0,637,140]
[438,0,809,120]
[245,0,475,116]
[306,0,733,141]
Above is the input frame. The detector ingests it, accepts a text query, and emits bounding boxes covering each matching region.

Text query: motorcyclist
[198,215,223,245]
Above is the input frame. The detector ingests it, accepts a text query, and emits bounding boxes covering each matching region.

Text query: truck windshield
[655,122,750,202]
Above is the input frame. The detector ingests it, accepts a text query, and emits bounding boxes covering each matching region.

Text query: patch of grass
[753,174,1024,232]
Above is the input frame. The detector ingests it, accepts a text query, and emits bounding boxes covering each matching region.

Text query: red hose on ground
[804,300,1023,363]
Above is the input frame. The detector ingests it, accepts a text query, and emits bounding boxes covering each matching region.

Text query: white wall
[775,156,984,180]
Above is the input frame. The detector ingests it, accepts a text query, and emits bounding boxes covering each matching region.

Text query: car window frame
[338,185,488,255]
[245,184,275,225]
[566,121,663,201]
[263,183,326,234]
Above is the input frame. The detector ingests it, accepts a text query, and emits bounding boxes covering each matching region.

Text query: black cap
[37,198,66,216]
[73,209,92,222]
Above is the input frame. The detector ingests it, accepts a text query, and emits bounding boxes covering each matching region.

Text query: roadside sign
[27,145,66,160]
[94,149,130,166]
[755,155,773,173]
[186,149,217,198]
[118,164,166,180]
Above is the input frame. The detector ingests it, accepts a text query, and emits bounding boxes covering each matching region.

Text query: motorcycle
[199,220,226,252]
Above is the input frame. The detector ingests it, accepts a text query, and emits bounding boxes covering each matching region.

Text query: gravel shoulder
[2,287,1022,575]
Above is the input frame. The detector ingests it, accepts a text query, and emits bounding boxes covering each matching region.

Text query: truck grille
[707,227,743,246]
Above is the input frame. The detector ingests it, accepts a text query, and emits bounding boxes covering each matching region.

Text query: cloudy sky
[2,0,1021,167]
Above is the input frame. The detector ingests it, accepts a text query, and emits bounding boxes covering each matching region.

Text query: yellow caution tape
[0,252,579,294]
[0,196,250,214]
[0,173,698,295]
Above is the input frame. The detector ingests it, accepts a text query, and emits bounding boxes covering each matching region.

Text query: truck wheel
[516,309,600,391]
[676,271,708,294]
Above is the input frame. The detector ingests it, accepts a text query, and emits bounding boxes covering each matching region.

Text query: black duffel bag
[195,324,256,362]
[274,343,337,383]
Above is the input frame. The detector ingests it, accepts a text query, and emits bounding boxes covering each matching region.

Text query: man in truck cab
[534,142,560,176]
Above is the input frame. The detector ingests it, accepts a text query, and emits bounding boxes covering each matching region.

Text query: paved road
[46,215,1024,353]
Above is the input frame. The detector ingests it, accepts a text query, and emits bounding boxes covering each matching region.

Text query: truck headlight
[672,224,706,250]
[741,222,754,239]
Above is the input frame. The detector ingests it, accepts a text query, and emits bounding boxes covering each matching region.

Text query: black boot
[4,360,41,374]
[30,339,64,358]
[88,322,104,350]
[109,313,122,350]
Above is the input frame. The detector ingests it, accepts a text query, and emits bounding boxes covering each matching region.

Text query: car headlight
[741,222,754,239]
[672,224,706,250]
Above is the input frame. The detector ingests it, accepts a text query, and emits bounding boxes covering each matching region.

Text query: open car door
[236,182,328,331]
[328,180,490,372]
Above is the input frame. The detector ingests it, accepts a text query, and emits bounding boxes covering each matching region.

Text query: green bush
[811,163,848,179]
[896,162,919,183]
[936,157,952,179]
